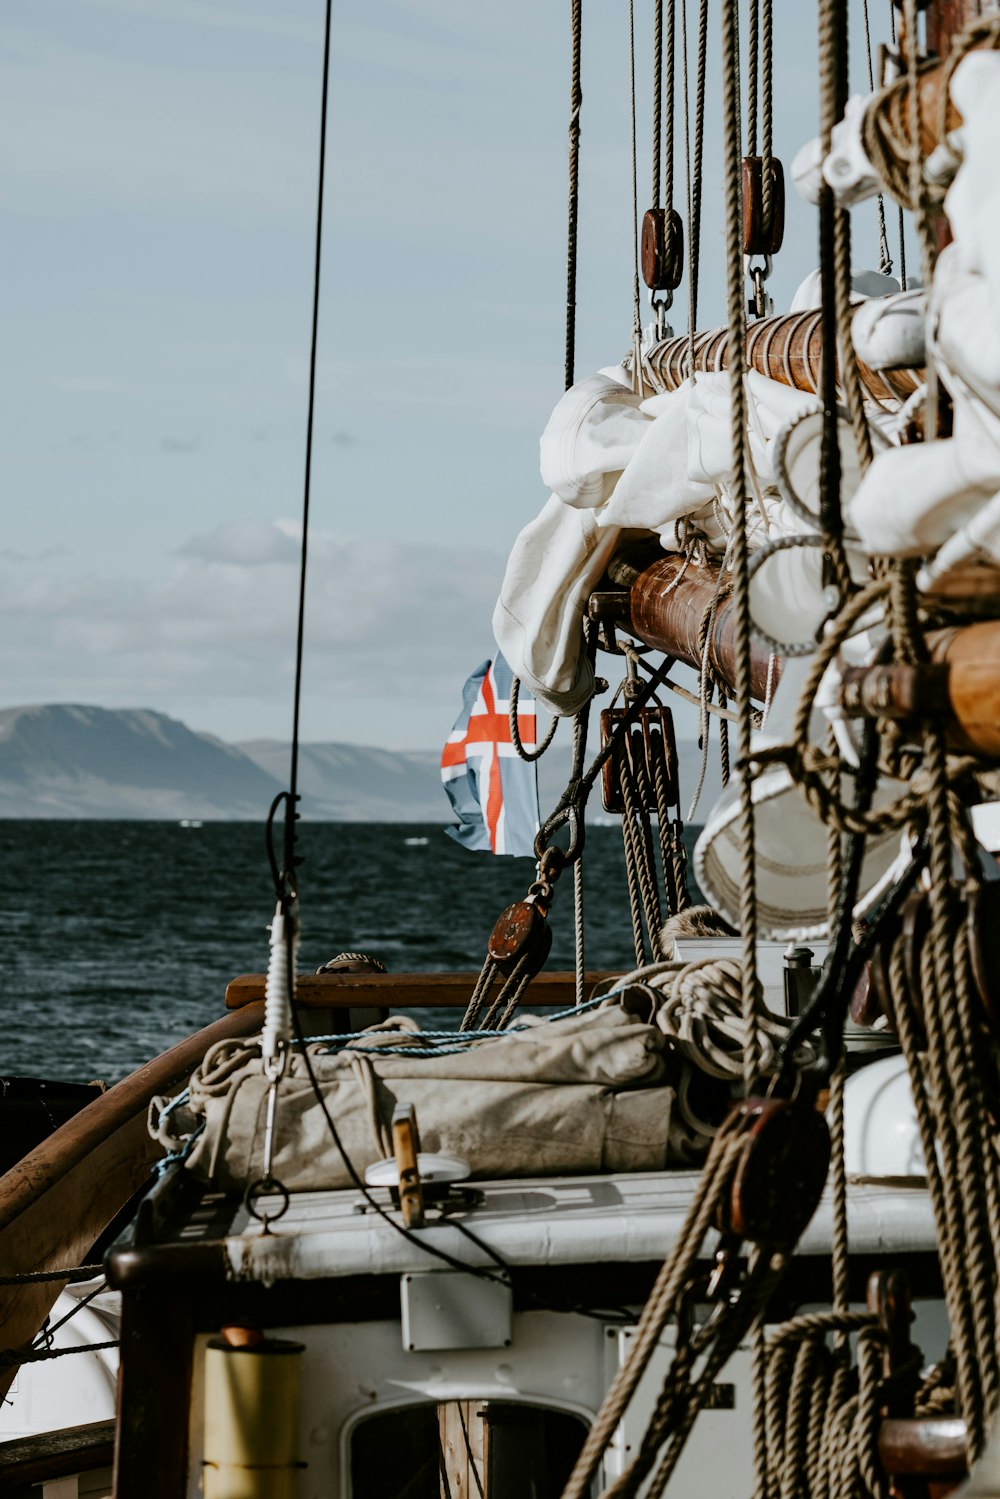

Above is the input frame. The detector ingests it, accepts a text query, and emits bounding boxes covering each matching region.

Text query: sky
[1,0,902,749]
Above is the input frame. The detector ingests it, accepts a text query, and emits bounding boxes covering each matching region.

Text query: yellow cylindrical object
[203,1337,304,1499]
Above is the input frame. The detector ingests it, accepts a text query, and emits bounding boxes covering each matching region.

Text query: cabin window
[349,1399,588,1497]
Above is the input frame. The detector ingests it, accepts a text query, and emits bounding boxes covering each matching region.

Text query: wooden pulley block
[641,207,684,291]
[600,706,679,814]
[718,1096,830,1249]
[850,910,903,1031]
[965,882,1000,1037]
[741,156,785,256]
[487,898,552,977]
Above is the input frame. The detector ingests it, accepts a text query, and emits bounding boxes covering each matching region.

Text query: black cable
[265,791,288,899]
[458,1402,486,1499]
[281,0,334,895]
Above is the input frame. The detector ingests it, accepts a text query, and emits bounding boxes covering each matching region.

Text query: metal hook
[745,254,774,321]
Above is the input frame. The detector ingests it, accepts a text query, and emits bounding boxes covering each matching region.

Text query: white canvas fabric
[849,427,1000,557]
[851,290,926,370]
[538,371,649,508]
[493,493,628,714]
[494,370,654,714]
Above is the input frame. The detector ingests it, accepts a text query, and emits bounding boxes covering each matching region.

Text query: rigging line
[664,0,676,217]
[720,0,760,1096]
[747,0,759,155]
[761,0,773,237]
[566,0,583,390]
[690,0,709,341]
[653,0,663,207]
[283,0,334,891]
[862,0,892,271]
[888,0,908,289]
[681,0,695,368]
[629,0,643,356]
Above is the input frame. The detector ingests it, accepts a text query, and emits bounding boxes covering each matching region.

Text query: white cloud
[0,522,506,743]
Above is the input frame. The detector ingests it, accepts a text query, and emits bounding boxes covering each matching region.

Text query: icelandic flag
[441,653,541,856]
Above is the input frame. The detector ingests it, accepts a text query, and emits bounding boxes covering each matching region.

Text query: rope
[652,0,663,208]
[282,0,334,890]
[572,708,587,1006]
[0,1340,119,1369]
[508,676,558,762]
[559,1117,747,1499]
[565,0,583,391]
[664,0,676,220]
[862,0,892,273]
[684,0,709,365]
[0,1264,103,1286]
[747,0,759,155]
[628,0,643,377]
[720,0,760,1097]
[761,0,773,239]
[888,0,907,288]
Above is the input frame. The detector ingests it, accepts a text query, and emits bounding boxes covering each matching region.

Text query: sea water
[0,820,701,1084]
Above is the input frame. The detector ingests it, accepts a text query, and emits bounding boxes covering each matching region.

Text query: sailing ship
[4,0,1000,1495]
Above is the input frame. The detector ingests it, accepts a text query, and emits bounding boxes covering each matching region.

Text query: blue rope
[152,1119,205,1177]
[303,994,610,1056]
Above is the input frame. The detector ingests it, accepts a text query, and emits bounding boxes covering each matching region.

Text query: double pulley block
[600,704,680,816]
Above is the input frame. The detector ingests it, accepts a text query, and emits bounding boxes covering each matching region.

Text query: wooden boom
[611,547,1000,756]
[607,549,777,702]
[644,305,922,405]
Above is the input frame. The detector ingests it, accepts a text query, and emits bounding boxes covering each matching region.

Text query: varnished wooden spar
[606,550,776,703]
[611,546,1000,753]
[841,620,1000,757]
[644,305,922,405]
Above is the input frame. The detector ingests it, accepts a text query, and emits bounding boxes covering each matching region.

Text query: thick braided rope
[629,0,643,356]
[746,0,759,154]
[827,0,874,474]
[460,956,499,1032]
[761,0,773,237]
[0,1264,103,1286]
[621,809,648,967]
[508,676,558,762]
[620,744,665,953]
[861,0,892,273]
[664,0,676,217]
[650,728,682,916]
[686,0,709,359]
[892,929,982,1459]
[571,706,587,1006]
[652,0,663,208]
[923,729,995,1451]
[559,1119,745,1499]
[627,1262,783,1499]
[565,0,583,391]
[720,0,760,1095]
[920,830,985,1444]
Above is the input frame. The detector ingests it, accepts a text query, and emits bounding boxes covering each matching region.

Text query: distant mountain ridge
[0,705,720,821]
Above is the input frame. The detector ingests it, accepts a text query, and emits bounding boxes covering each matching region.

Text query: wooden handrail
[0,1419,115,1485]
[0,1004,263,1229]
[0,1003,264,1403]
[225,971,615,1010]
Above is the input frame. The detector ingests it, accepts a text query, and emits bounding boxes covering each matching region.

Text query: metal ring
[245,1176,291,1230]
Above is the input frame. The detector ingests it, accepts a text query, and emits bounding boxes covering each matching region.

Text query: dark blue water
[0,821,700,1084]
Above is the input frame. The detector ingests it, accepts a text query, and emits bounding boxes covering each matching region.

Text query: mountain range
[0,704,721,821]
